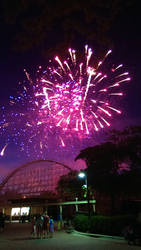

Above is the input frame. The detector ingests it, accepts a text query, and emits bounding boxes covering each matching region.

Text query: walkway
[0,223,139,250]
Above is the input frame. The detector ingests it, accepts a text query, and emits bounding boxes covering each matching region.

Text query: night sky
[0,1,140,179]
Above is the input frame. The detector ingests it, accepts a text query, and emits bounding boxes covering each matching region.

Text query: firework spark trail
[0,45,130,156]
[0,144,8,157]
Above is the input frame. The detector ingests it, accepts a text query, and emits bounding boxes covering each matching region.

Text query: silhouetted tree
[109,126,141,196]
[57,170,86,200]
[109,126,141,170]
[75,126,141,214]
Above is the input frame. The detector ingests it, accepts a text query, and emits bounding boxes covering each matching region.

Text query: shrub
[73,214,90,232]
[73,214,136,236]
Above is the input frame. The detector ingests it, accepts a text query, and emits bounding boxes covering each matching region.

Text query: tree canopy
[75,126,141,196]
[57,170,86,200]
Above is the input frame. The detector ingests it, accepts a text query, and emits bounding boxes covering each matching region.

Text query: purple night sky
[0,2,140,180]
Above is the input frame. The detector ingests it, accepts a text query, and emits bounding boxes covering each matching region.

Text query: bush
[73,214,136,236]
[73,214,90,232]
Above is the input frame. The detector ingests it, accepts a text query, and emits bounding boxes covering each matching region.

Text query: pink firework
[35,45,130,142]
[0,46,130,156]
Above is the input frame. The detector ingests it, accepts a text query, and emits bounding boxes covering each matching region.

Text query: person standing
[36,214,44,239]
[0,212,5,232]
[57,213,61,231]
[49,216,54,238]
[31,216,37,238]
[43,212,49,238]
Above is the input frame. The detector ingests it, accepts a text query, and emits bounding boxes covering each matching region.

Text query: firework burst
[35,46,130,140]
[0,45,130,156]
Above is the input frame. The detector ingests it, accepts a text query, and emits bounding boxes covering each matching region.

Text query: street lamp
[78,172,87,189]
[78,171,90,217]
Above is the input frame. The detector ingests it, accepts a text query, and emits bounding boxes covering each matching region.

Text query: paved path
[0,223,139,250]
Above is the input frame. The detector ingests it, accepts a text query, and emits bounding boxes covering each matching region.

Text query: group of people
[31,212,54,239]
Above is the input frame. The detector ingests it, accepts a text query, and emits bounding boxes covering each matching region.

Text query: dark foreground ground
[0,222,139,250]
